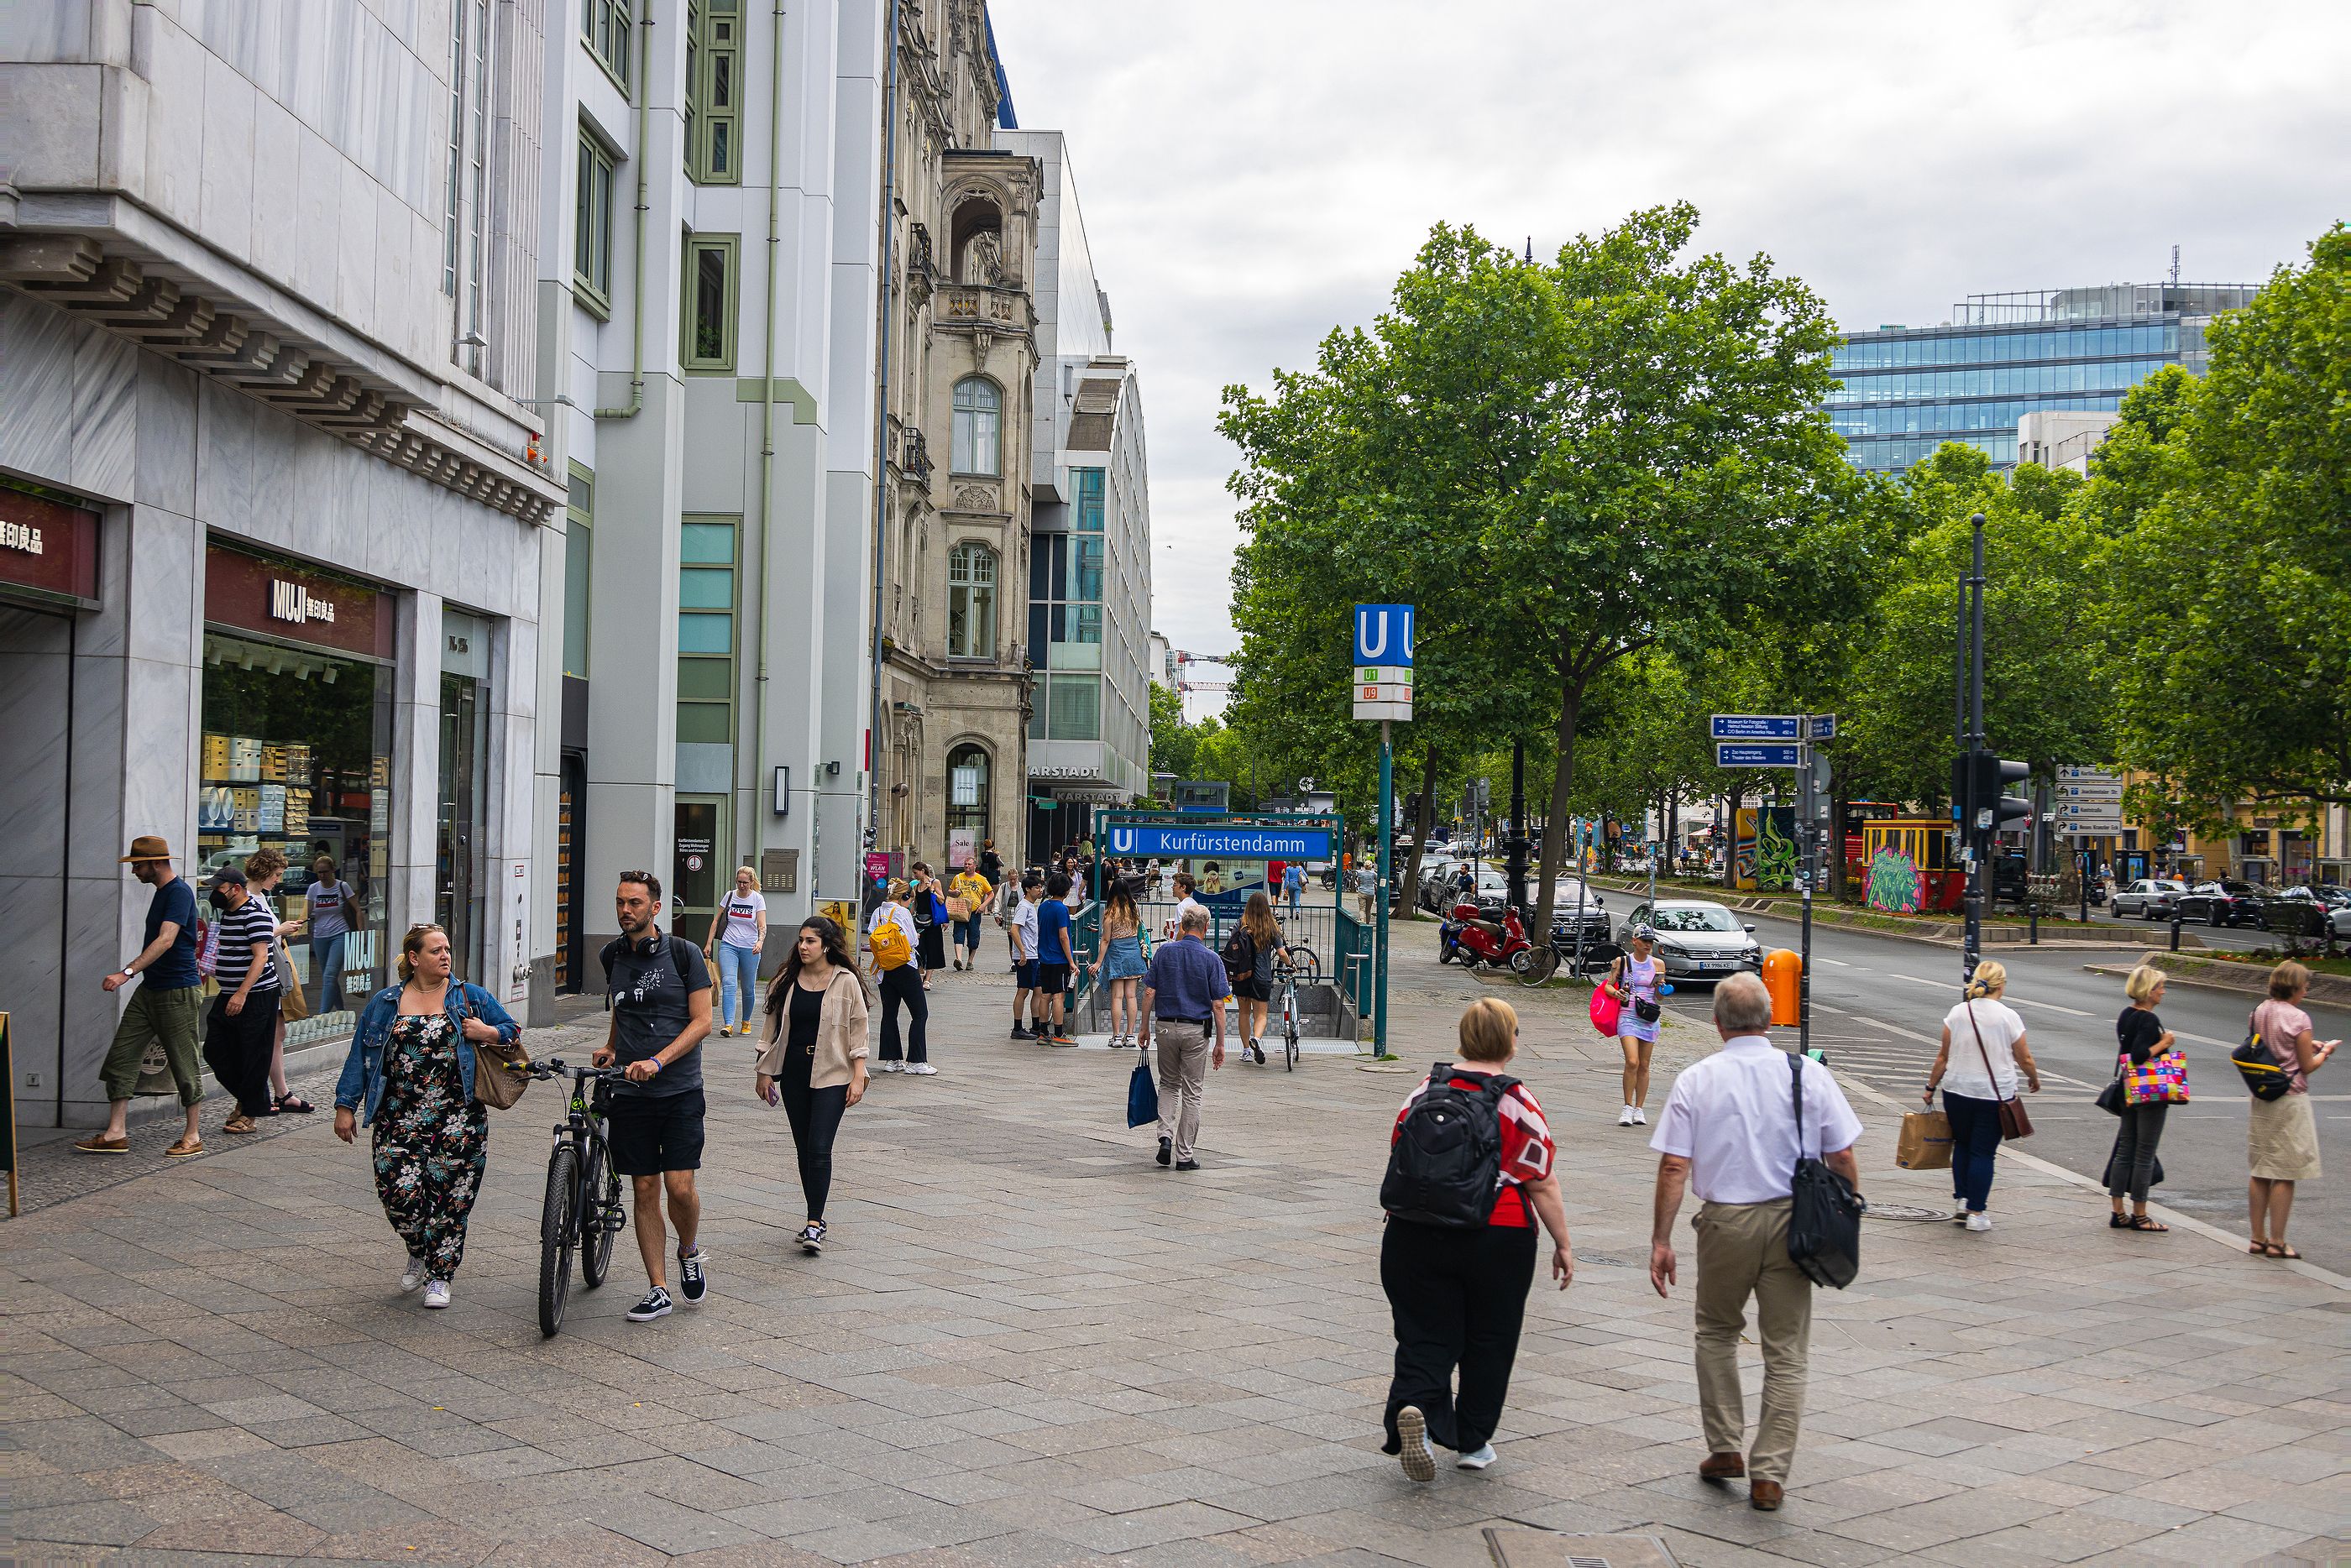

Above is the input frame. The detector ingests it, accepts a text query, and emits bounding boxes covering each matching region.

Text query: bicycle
[526,1058,629,1338]
[1270,950,1320,1072]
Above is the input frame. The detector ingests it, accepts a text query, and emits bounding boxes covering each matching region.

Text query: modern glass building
[1827,283,2257,473]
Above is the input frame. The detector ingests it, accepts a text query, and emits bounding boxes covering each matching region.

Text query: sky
[986,0,2350,714]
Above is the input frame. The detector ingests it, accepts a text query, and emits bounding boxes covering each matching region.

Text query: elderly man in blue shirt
[1139,906,1231,1171]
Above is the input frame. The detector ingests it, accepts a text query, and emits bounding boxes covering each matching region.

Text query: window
[563,466,593,678]
[678,518,737,746]
[686,0,741,185]
[946,542,997,658]
[463,0,491,369]
[444,1,467,295]
[946,744,990,835]
[1041,675,1100,740]
[951,377,1001,475]
[575,131,616,313]
[680,234,738,371]
[583,0,631,88]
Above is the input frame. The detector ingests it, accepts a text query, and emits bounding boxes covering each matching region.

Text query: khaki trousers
[100,984,206,1105]
[1152,1020,1211,1162]
[1693,1197,1813,1484]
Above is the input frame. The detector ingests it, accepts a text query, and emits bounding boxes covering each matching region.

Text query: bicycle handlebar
[527,1058,629,1082]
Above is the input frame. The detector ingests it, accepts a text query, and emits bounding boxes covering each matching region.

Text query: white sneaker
[904,1062,938,1075]
[877,1060,903,1074]
[1966,1211,1992,1232]
[422,1280,452,1309]
[401,1255,427,1294]
[1456,1443,1497,1470]
[1616,1105,1636,1127]
[1395,1405,1437,1482]
[1631,1106,1647,1126]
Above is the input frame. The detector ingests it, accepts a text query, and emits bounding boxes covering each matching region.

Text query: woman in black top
[2106,964,2177,1231]
[754,918,869,1255]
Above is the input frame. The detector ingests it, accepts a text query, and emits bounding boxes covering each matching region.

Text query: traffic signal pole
[1961,512,1987,983]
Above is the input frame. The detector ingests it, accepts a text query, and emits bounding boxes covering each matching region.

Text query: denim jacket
[334,980,522,1126]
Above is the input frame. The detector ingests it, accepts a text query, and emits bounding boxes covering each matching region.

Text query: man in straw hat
[79,836,208,1156]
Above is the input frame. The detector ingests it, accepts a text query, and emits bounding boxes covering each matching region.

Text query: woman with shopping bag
[1922,961,2041,1232]
[2102,964,2184,1231]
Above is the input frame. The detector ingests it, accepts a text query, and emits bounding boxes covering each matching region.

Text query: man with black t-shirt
[595,870,715,1322]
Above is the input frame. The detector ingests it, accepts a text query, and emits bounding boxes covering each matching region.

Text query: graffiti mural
[1866,845,1926,914]
[1735,807,1798,891]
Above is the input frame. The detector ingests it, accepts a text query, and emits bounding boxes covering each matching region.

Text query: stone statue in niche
[961,229,1002,286]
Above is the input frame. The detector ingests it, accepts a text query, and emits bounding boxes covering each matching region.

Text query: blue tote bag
[1126,1057,1160,1129]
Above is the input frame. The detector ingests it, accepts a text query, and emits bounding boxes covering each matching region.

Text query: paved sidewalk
[4,950,2346,1567]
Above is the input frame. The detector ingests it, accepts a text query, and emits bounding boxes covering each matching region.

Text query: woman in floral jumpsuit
[335,924,521,1307]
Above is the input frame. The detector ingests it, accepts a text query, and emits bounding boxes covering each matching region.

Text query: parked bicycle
[527,1058,629,1338]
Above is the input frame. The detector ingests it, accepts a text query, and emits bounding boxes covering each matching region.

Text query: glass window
[1072,468,1105,530]
[445,0,467,296]
[946,542,997,658]
[682,520,736,563]
[679,567,734,609]
[676,659,730,699]
[563,467,592,678]
[584,0,631,86]
[951,377,1001,475]
[678,612,733,653]
[946,744,989,834]
[574,130,615,311]
[1048,675,1101,740]
[681,234,738,371]
[686,0,741,184]
[1067,536,1102,603]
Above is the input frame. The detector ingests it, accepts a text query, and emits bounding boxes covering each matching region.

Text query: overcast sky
[987,0,2348,712]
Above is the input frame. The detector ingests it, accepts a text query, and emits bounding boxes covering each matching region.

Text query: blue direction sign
[1711,713,1799,741]
[1105,823,1334,860]
[1354,604,1415,668]
[1805,713,1838,740]
[1716,742,1803,770]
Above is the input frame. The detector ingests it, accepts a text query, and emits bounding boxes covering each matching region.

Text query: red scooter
[1437,901,1551,983]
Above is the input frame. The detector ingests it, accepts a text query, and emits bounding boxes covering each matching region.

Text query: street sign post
[1354,604,1413,1061]
[1715,742,1803,770]
[1711,714,1799,741]
[1710,711,1840,1051]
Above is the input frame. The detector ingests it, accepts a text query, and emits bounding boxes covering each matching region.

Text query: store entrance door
[673,795,726,949]
[437,672,489,980]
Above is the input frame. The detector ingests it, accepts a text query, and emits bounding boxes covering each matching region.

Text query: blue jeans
[311,932,348,1012]
[1942,1091,2004,1213]
[715,943,762,1031]
[955,913,982,951]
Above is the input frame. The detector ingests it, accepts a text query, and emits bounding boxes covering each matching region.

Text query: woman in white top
[704,866,767,1037]
[865,881,931,1074]
[1606,926,1666,1127]
[1924,960,2041,1231]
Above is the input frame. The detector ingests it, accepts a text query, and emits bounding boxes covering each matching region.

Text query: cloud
[987,0,2350,690]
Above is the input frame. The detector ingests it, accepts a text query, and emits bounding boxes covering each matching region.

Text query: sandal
[2109,1213,2128,1228]
[2249,1240,2272,1255]
[275,1093,315,1114]
[222,1114,258,1134]
[2270,1243,2301,1260]
[2125,1215,2168,1232]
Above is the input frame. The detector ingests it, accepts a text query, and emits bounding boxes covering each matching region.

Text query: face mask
[208,888,233,911]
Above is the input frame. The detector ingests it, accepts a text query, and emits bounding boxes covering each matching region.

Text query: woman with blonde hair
[1923,960,2041,1231]
[1230,891,1287,1064]
[2105,964,2180,1231]
[332,924,522,1308]
[1092,879,1148,1048]
[2248,961,2338,1259]
[1380,998,1574,1480]
[704,865,767,1037]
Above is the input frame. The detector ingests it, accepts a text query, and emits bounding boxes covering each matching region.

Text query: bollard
[2170,915,2182,953]
[1762,948,1803,1027]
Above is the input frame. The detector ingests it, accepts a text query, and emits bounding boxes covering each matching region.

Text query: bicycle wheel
[1283,995,1299,1071]
[538,1142,579,1338]
[578,1134,620,1289]
[1287,944,1320,981]
[1514,947,1559,987]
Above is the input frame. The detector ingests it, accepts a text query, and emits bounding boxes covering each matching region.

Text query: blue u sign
[1354,604,1414,667]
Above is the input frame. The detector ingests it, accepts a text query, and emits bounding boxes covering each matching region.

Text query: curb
[2083,951,2351,1006]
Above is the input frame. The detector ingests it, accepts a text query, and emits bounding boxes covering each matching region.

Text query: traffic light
[1971,754,2032,832]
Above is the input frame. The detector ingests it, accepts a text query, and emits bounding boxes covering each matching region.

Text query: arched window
[946,744,990,839]
[946,542,997,658]
[951,377,1000,476]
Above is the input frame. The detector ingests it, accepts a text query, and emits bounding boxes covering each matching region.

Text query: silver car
[2112,879,2189,920]
[1615,900,1763,984]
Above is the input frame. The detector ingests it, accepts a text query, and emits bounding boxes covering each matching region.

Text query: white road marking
[1892,973,1956,990]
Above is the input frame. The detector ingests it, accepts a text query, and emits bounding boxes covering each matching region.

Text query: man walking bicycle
[80,837,207,1156]
[595,871,715,1321]
[1140,907,1230,1171]
[1647,972,1862,1510]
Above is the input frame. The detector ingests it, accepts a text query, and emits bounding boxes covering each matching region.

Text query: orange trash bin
[1762,949,1802,1027]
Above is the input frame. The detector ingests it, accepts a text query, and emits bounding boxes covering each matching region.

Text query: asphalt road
[2078,902,2291,954]
[1663,912,2351,1273]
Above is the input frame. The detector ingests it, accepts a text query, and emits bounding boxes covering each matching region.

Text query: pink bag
[1589,985,1621,1037]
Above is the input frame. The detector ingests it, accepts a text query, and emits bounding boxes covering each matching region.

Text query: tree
[1147,682,1195,780]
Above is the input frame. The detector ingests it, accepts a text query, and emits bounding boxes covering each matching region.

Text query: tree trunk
[1532,680,1585,935]
[1396,741,1440,917]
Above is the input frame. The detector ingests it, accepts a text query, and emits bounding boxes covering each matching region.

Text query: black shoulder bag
[1785,1052,1864,1289]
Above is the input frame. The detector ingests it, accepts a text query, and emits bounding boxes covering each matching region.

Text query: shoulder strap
[1964,1001,2005,1103]
[1788,1048,1806,1165]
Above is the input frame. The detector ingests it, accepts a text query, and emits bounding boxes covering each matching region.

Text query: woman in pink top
[2247,961,2338,1260]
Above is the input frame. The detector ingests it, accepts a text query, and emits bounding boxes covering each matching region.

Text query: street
[1721,911,2351,1272]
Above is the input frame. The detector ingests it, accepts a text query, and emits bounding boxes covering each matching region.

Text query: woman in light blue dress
[1092,881,1149,1048]
[1607,926,1664,1127]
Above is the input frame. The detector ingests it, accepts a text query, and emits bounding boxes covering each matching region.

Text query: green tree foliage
[1147,682,1195,780]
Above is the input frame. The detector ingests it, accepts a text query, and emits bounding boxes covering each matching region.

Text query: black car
[2173,880,2269,928]
[1547,880,1614,964]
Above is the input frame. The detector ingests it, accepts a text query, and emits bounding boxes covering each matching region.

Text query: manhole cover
[1865,1204,1952,1222]
[1573,1252,1636,1267]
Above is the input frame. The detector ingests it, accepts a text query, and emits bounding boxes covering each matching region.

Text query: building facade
[1827,282,2257,473]
[2,1,564,1125]
[870,1,1041,874]
[537,0,886,975]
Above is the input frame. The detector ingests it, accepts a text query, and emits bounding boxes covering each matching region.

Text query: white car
[2112,879,2189,920]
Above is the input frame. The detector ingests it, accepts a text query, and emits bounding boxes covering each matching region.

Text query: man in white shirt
[1009,873,1043,1040]
[1647,971,1862,1512]
[1167,871,1209,941]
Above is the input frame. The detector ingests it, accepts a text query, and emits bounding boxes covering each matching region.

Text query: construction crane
[1171,649,1237,696]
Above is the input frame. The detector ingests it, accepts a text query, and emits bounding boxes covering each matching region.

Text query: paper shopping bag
[1896,1110,1953,1170]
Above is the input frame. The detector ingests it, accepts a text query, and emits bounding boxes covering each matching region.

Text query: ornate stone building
[873,0,1040,870]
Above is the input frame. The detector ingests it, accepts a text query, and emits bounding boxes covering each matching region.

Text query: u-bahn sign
[1353,604,1414,720]
[1106,823,1333,860]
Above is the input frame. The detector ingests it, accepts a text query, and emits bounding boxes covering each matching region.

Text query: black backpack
[1381,1064,1520,1227]
[1785,1052,1865,1288]
[1222,927,1255,989]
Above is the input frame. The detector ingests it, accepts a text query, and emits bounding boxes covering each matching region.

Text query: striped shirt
[212,896,279,992]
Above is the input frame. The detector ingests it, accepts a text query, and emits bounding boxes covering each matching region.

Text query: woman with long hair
[1924,960,2041,1231]
[1092,880,1148,1048]
[909,861,948,990]
[332,924,521,1308]
[1605,926,1664,1127]
[1233,891,1287,1065]
[704,865,767,1037]
[867,880,931,1073]
[755,917,871,1255]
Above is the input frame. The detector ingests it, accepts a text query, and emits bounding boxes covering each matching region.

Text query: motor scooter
[1437,901,1544,979]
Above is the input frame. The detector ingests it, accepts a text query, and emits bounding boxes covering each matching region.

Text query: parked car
[1989,853,2029,906]
[2173,880,2270,928]
[2112,878,2191,920]
[1548,878,1614,966]
[2268,886,2351,940]
[1613,900,1763,985]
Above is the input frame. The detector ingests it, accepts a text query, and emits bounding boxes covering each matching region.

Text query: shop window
[946,542,996,658]
[563,465,592,678]
[680,234,739,371]
[583,0,631,88]
[952,377,1000,475]
[575,128,617,316]
[686,0,741,185]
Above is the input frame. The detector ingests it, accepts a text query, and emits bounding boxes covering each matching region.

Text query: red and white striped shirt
[1393,1070,1555,1227]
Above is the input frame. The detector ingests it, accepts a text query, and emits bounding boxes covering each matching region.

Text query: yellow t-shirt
[950,871,992,908]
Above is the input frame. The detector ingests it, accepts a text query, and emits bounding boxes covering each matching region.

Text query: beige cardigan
[754,965,871,1089]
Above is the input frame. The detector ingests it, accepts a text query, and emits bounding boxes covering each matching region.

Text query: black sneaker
[677,1247,708,1305]
[1156,1137,1172,1168]
[799,1221,826,1256]
[1175,1159,1201,1172]
[1011,1024,1033,1039]
[626,1286,673,1321]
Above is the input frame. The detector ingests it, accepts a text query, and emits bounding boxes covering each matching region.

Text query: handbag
[1785,1051,1864,1288]
[2123,1052,2190,1105]
[2232,1007,2295,1100]
[275,940,311,1022]
[2095,1053,2128,1117]
[455,985,530,1109]
[1589,985,1621,1037]
[1964,1001,2034,1140]
[1125,1055,1160,1129]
